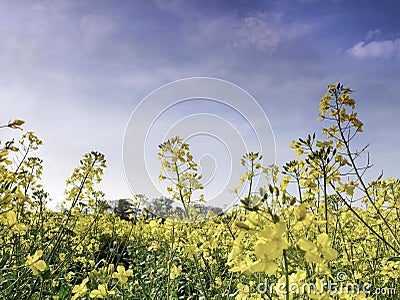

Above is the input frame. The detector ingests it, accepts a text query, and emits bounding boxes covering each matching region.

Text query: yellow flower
[249,260,278,275]
[66,271,75,283]
[2,210,28,233]
[297,233,338,266]
[71,278,89,300]
[295,147,304,157]
[89,284,115,298]
[297,238,323,264]
[26,250,46,275]
[235,283,250,300]
[59,253,66,262]
[169,265,182,280]
[249,222,288,275]
[256,222,288,260]
[215,276,222,286]
[112,265,133,284]
[148,241,160,251]
[316,233,338,260]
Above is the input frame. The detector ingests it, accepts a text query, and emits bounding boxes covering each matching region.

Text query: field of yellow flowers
[1,83,399,299]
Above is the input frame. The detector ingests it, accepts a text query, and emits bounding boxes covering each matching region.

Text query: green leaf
[382,256,400,265]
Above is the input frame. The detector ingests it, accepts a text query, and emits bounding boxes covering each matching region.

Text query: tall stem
[175,162,189,218]
[334,94,400,252]
[283,249,290,300]
[323,170,328,235]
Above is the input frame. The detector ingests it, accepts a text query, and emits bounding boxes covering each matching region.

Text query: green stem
[193,254,211,300]
[283,249,290,300]
[334,95,400,252]
[175,162,189,218]
[323,170,328,235]
[330,182,399,255]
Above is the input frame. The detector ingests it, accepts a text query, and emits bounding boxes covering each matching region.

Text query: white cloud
[152,1,309,52]
[183,11,310,52]
[347,39,400,59]
[365,28,381,40]
[238,12,309,51]
[239,14,281,50]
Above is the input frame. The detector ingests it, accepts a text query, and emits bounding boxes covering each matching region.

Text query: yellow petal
[89,290,102,298]
[249,260,265,273]
[35,260,46,272]
[317,233,331,247]
[323,248,338,260]
[274,222,286,236]
[124,269,133,277]
[297,238,316,252]
[305,252,323,264]
[117,265,125,273]
[34,250,43,260]
[98,284,107,294]
[263,261,278,275]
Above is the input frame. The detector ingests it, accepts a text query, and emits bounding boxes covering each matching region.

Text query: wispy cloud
[238,13,282,51]
[183,11,309,52]
[365,28,381,40]
[237,12,309,51]
[153,1,309,52]
[347,38,400,59]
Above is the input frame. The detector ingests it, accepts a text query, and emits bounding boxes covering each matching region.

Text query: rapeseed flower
[169,265,182,280]
[112,265,133,284]
[25,250,46,275]
[250,222,288,275]
[297,233,338,272]
[89,284,115,298]
[2,210,28,234]
[71,278,89,300]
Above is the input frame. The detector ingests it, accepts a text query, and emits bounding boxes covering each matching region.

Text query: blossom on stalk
[89,284,115,298]
[250,222,288,275]
[297,233,338,273]
[71,278,89,300]
[26,250,46,275]
[112,265,133,284]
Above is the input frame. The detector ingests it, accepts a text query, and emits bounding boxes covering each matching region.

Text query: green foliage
[109,199,139,221]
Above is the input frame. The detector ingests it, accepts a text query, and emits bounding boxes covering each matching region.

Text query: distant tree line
[107,197,223,222]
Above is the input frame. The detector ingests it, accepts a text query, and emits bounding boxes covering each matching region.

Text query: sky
[1,0,399,209]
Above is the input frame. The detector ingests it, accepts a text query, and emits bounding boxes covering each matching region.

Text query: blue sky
[1,0,399,207]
